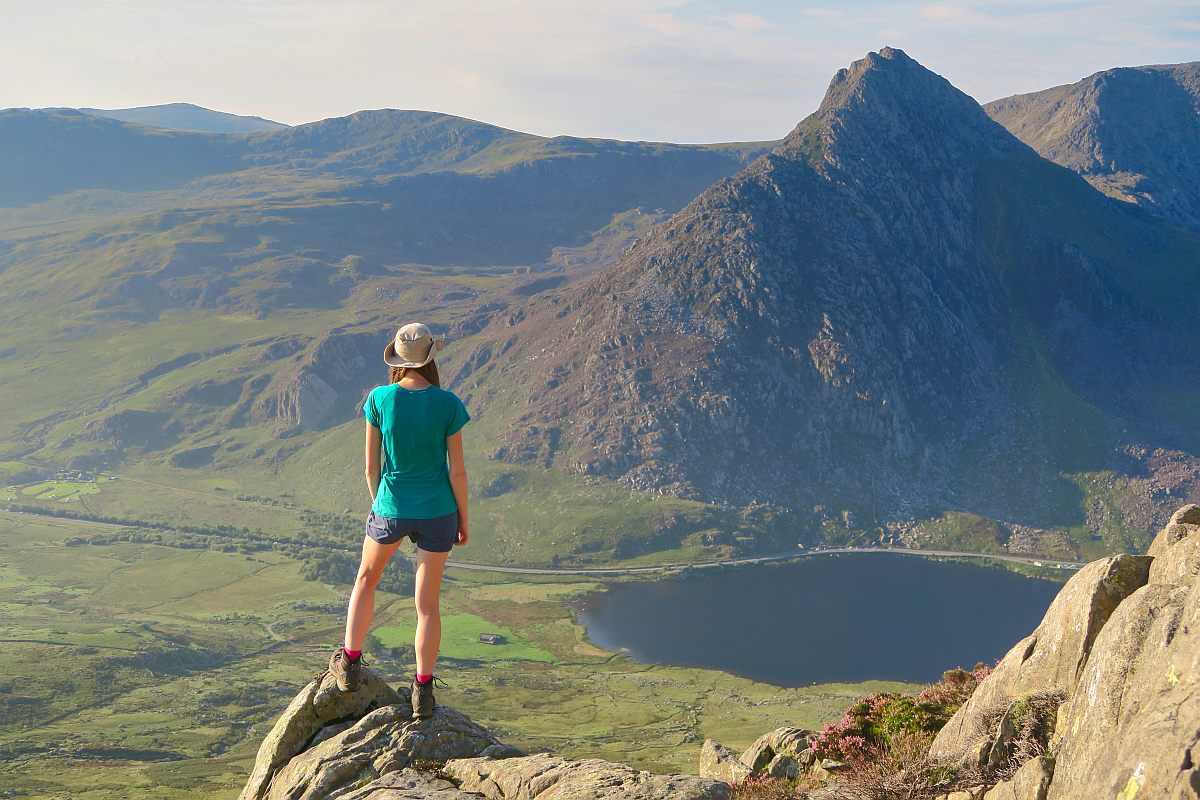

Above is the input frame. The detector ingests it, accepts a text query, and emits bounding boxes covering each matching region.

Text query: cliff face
[929,505,1200,799]
[986,62,1200,233]
[454,48,1200,530]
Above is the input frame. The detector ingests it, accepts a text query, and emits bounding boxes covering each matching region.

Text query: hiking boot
[411,676,445,720]
[328,648,363,692]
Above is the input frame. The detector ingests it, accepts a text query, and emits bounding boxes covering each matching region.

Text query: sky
[2,1,1198,143]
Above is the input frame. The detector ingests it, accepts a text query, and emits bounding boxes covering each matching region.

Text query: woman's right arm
[365,421,382,502]
[446,430,469,545]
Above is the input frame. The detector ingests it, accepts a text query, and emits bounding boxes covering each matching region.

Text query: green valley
[0,513,919,798]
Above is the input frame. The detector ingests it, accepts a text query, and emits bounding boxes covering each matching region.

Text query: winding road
[2,507,1077,578]
[444,546,1081,576]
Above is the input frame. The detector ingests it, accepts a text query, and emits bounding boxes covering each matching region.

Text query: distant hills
[986,62,1200,232]
[76,102,288,133]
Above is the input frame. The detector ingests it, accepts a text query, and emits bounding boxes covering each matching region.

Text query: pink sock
[344,647,362,660]
[416,673,432,683]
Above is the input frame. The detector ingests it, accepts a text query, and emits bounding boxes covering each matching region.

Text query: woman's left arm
[365,421,383,501]
[446,430,469,545]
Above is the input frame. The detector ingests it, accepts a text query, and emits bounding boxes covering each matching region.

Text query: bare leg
[344,536,403,652]
[414,547,451,675]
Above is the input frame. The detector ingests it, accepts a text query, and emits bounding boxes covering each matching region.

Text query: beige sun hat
[383,323,446,368]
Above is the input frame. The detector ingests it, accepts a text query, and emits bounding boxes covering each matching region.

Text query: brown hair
[390,361,441,388]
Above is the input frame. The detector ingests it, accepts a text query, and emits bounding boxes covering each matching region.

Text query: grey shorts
[366,510,458,553]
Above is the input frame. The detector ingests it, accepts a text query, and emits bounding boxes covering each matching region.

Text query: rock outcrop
[929,554,1151,760]
[929,505,1200,799]
[699,727,818,786]
[241,667,731,800]
[446,753,731,799]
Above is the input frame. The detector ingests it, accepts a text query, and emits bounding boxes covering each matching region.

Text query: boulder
[445,752,733,799]
[982,756,1054,800]
[812,759,846,782]
[1147,515,1200,584]
[242,670,731,800]
[929,554,1152,760]
[941,790,986,800]
[739,734,775,773]
[1042,518,1200,799]
[240,667,405,800]
[1174,504,1200,525]
[765,754,799,779]
[264,704,499,800]
[699,739,753,785]
[326,767,481,800]
[767,727,815,759]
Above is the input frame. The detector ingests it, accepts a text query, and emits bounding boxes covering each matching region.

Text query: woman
[329,322,470,721]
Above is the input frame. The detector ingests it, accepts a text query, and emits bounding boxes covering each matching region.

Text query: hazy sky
[3,1,1197,142]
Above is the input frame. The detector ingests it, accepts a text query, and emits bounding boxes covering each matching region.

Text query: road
[444,546,1081,576]
[1,509,127,529]
[1,508,1077,577]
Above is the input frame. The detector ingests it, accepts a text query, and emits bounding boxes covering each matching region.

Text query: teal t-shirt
[365,383,470,520]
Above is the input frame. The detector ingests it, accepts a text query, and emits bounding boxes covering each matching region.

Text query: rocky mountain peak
[783,46,1015,173]
[453,49,1200,534]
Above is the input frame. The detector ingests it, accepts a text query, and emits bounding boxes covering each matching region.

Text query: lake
[575,553,1064,687]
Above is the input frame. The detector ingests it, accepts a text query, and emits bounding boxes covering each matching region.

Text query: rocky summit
[450,48,1200,533]
[986,61,1200,233]
[246,505,1200,799]
[239,668,731,800]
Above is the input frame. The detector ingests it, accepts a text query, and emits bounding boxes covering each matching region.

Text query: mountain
[985,62,1200,232]
[449,48,1200,552]
[0,108,770,208]
[77,102,288,132]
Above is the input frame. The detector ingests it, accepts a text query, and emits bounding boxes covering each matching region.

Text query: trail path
[0,510,126,529]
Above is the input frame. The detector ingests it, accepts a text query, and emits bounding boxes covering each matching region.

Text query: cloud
[637,11,688,36]
[3,0,1199,143]
[920,5,1009,26]
[712,12,772,31]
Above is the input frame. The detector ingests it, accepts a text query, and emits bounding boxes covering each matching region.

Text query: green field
[19,481,102,502]
[0,513,921,798]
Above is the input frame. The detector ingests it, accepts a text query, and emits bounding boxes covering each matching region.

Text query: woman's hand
[455,512,469,546]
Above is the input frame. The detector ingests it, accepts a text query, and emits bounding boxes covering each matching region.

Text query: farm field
[0,512,920,798]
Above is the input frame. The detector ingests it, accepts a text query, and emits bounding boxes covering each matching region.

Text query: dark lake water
[575,553,1064,687]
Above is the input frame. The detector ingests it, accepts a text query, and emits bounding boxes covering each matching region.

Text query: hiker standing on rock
[330,323,470,720]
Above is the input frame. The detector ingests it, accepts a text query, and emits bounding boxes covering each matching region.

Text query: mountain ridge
[76,102,289,133]
[985,61,1200,232]
[0,106,774,209]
